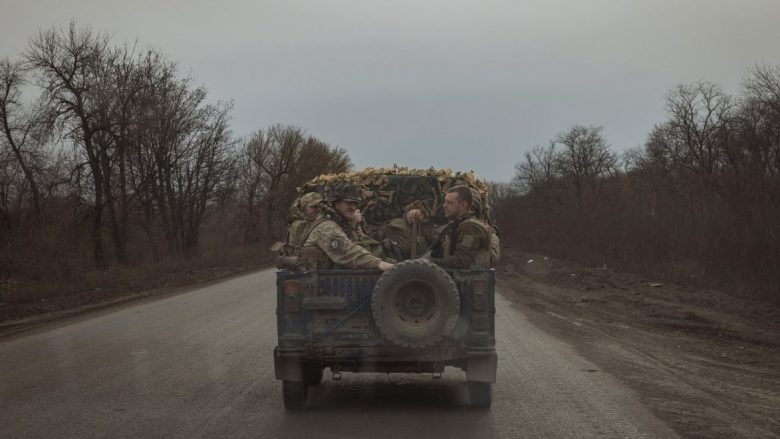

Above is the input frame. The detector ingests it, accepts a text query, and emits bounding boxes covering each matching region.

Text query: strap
[411,219,420,258]
[461,217,491,236]
[310,293,373,343]
[299,216,330,245]
[461,217,494,268]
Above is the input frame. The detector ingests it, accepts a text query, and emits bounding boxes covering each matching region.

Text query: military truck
[273,259,497,409]
[273,168,498,409]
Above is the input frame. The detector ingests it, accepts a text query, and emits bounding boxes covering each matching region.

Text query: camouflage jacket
[429,213,491,269]
[285,219,308,252]
[325,208,354,237]
[375,217,434,260]
[300,214,383,270]
[330,210,388,259]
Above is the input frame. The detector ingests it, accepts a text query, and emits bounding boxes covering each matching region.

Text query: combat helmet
[298,191,325,209]
[327,182,363,204]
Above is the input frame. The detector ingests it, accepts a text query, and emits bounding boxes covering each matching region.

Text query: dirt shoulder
[498,246,780,438]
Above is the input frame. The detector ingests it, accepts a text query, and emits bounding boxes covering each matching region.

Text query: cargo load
[298,166,493,226]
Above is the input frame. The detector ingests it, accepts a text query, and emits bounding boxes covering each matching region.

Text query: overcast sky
[2,0,779,181]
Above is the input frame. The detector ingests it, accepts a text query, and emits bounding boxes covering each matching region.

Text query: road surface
[0,269,676,438]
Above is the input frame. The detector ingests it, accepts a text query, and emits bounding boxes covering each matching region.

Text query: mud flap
[274,347,304,381]
[466,351,497,383]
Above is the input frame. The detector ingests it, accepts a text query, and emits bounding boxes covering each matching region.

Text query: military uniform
[325,187,390,260]
[285,219,308,252]
[299,213,384,270]
[376,217,434,260]
[283,192,325,256]
[428,213,493,269]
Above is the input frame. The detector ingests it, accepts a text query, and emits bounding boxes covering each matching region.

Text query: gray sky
[2,0,780,181]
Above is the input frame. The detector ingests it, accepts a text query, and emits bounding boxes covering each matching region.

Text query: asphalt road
[0,269,677,438]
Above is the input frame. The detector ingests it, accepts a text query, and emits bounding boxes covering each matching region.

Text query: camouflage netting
[298,166,493,226]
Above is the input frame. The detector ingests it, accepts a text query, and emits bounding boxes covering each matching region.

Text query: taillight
[283,281,301,312]
[283,281,300,295]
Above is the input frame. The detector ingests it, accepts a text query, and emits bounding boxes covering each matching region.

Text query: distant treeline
[0,22,349,299]
[4,22,778,304]
[494,67,780,300]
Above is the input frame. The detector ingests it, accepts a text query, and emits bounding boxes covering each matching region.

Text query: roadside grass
[0,243,274,323]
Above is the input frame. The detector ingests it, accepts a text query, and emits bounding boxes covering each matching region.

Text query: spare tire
[371,259,460,348]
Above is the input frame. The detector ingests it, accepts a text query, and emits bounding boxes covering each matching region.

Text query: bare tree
[0,58,46,218]
[236,139,265,243]
[90,44,143,263]
[24,22,113,266]
[240,125,352,242]
[554,125,616,199]
[128,50,236,254]
[0,146,18,230]
[513,142,558,194]
[485,180,518,226]
[175,102,236,251]
[245,125,304,240]
[664,81,734,180]
[739,64,780,179]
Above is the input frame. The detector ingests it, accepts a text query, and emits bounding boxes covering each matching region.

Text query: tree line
[497,65,780,299]
[0,22,349,292]
[4,22,778,302]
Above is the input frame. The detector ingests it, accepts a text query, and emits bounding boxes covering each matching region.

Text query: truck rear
[273,260,497,409]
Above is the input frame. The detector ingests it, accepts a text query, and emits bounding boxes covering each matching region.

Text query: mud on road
[498,247,780,439]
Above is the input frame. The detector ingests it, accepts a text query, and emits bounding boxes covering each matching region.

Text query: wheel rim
[392,280,440,327]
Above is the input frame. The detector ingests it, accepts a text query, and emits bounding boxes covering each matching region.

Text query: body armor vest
[441,215,497,269]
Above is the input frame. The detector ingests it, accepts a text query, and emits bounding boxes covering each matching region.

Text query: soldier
[426,185,495,269]
[377,215,434,260]
[328,188,363,238]
[297,190,394,271]
[285,192,324,252]
[328,188,389,260]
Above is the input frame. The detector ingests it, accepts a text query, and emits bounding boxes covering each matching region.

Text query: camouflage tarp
[298,166,492,226]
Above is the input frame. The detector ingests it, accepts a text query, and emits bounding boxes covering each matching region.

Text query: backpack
[462,218,500,268]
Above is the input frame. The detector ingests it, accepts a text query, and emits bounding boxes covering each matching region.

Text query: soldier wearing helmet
[327,187,363,234]
[292,187,394,271]
[325,185,392,260]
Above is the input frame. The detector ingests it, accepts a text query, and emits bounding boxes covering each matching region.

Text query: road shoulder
[497,247,780,439]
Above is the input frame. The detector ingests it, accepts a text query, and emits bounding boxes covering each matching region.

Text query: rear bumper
[274,345,497,383]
